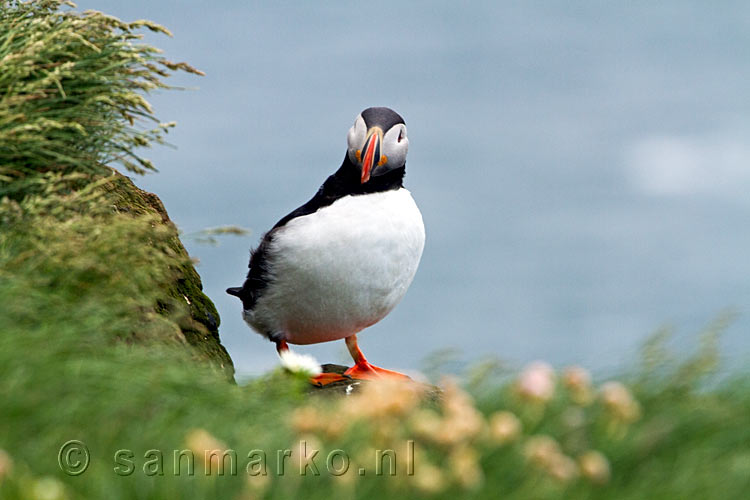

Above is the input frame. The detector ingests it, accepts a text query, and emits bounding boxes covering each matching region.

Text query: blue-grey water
[79,1,749,378]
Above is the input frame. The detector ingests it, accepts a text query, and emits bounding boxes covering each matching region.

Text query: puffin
[227,107,425,386]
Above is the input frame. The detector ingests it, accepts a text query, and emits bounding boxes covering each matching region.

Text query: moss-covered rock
[103,171,234,381]
[0,0,233,381]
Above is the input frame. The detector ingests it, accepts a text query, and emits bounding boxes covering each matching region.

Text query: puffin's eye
[398,128,404,143]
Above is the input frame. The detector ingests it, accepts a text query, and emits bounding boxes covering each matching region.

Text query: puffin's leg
[307,335,411,387]
[276,338,348,386]
[279,337,348,387]
[275,339,289,354]
[342,334,411,381]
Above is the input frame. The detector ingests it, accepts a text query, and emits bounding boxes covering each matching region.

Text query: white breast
[245,188,425,345]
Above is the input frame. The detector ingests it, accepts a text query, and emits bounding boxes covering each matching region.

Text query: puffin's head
[346,107,408,184]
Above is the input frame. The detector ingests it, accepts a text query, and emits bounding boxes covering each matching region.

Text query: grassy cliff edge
[0,0,232,377]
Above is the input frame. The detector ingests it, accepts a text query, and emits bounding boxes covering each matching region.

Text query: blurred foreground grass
[2,297,748,500]
[1,2,749,499]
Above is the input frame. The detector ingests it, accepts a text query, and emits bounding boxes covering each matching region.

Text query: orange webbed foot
[344,360,411,381]
[309,371,353,387]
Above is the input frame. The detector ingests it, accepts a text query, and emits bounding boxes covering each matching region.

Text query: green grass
[1,288,748,499]
[0,0,201,197]
[1,2,749,499]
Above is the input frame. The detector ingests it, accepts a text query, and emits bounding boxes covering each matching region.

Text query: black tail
[226,287,243,298]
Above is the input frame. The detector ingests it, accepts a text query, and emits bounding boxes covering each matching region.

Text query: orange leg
[278,339,349,385]
[275,339,289,354]
[343,335,411,380]
[309,334,410,387]
[278,338,351,386]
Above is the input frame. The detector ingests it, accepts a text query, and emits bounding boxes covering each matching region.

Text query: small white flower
[489,411,522,444]
[345,382,360,395]
[600,381,641,422]
[279,349,322,376]
[579,450,611,484]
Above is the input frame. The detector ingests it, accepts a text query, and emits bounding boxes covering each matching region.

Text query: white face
[346,114,409,173]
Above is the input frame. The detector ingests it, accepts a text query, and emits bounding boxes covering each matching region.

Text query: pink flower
[517,361,556,402]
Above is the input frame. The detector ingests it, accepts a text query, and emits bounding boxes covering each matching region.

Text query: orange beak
[360,129,381,183]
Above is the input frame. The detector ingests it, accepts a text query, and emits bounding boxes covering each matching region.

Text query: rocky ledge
[104,171,235,382]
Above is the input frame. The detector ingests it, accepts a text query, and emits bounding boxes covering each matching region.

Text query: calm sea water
[79,1,749,377]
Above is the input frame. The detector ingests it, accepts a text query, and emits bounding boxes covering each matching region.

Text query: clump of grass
[0,0,233,375]
[187,225,252,246]
[3,307,745,500]
[0,0,202,197]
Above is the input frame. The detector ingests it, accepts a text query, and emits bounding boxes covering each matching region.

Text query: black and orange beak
[360,127,383,183]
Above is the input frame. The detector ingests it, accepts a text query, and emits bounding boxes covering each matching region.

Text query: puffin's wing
[225,175,336,309]
[225,230,276,310]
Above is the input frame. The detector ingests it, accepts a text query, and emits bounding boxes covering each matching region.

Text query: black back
[226,153,405,313]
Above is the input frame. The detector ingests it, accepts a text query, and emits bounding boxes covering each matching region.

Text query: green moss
[103,172,234,380]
